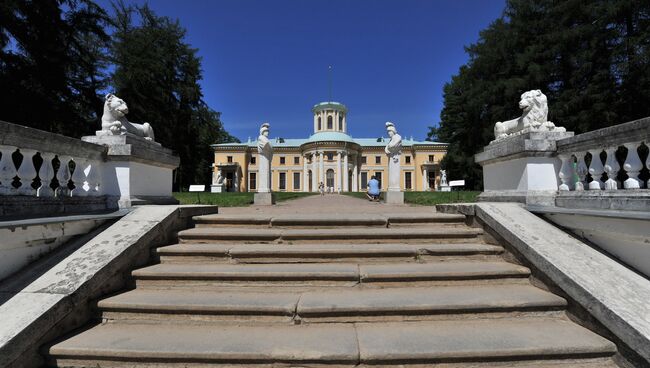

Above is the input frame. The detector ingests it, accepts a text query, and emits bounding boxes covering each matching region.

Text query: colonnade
[303,150,358,192]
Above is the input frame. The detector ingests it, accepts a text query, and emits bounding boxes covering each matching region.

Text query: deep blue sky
[95,0,505,142]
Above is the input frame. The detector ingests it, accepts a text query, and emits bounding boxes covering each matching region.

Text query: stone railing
[1,121,107,199]
[555,117,650,192]
[1,120,179,218]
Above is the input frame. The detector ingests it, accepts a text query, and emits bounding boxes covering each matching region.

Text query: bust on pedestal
[384,122,404,204]
[254,123,275,205]
[475,89,572,205]
[81,93,179,207]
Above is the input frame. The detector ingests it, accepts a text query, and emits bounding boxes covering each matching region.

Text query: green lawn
[343,191,480,206]
[173,192,316,207]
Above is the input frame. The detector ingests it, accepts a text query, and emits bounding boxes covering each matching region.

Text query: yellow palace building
[211,101,447,193]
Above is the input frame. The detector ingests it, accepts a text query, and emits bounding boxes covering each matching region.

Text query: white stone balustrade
[556,117,650,192]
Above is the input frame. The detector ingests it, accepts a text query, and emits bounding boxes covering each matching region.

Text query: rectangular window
[375,156,381,164]
[279,172,286,190]
[280,157,285,165]
[249,172,256,190]
[294,157,300,165]
[361,156,367,164]
[405,172,412,189]
[250,156,256,165]
[327,153,333,161]
[428,155,434,162]
[293,172,300,190]
[375,172,382,189]
[405,156,411,164]
[361,172,368,190]
[227,156,233,163]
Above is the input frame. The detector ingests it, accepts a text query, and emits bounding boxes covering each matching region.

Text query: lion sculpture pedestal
[81,93,179,208]
[475,90,573,205]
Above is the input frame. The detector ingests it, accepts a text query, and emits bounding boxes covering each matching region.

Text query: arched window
[326,169,335,188]
[327,115,333,129]
[339,116,343,131]
[318,117,321,130]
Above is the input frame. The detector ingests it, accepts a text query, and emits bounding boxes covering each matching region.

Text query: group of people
[317,182,340,195]
[317,176,382,202]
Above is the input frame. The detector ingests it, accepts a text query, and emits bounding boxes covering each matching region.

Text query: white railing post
[587,149,605,190]
[55,156,71,197]
[87,160,102,195]
[558,154,574,191]
[575,152,588,191]
[604,147,620,190]
[17,149,37,196]
[0,146,17,195]
[622,142,643,189]
[37,152,56,197]
[70,158,87,197]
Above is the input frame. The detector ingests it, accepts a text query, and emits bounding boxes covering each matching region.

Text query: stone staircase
[46,212,620,367]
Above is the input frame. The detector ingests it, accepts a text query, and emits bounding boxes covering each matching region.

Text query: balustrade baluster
[70,158,87,196]
[16,149,37,195]
[587,149,605,190]
[558,154,574,191]
[574,152,588,191]
[88,160,102,195]
[622,142,643,189]
[0,145,18,195]
[55,156,71,197]
[603,147,620,190]
[37,152,56,197]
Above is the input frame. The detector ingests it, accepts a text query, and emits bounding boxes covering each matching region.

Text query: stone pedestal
[474,131,573,205]
[211,184,223,193]
[385,191,404,205]
[254,192,275,205]
[440,186,451,192]
[82,134,180,208]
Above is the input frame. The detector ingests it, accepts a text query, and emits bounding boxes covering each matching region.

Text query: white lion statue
[493,90,565,141]
[101,93,155,141]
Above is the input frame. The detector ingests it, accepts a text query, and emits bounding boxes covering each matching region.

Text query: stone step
[156,242,504,263]
[98,284,566,323]
[132,261,530,288]
[178,226,483,243]
[192,213,467,228]
[48,319,616,366]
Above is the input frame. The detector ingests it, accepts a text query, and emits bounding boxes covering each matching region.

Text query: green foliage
[173,192,316,207]
[0,0,111,134]
[429,0,650,189]
[111,3,238,190]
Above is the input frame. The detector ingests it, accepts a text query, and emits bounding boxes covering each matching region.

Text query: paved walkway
[221,194,437,215]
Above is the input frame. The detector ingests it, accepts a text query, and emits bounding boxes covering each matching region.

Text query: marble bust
[257,123,273,193]
[385,122,403,193]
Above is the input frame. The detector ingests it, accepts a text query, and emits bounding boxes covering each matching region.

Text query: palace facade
[212,101,447,193]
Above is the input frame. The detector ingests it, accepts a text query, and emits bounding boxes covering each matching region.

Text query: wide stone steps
[193,213,467,228]
[48,319,617,367]
[132,261,531,288]
[98,284,567,323]
[178,226,483,243]
[156,242,504,263]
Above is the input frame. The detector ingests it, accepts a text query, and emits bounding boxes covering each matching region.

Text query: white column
[623,142,643,189]
[303,154,308,192]
[604,147,620,190]
[337,151,342,192]
[319,151,324,185]
[422,168,428,191]
[343,153,349,191]
[558,154,574,191]
[352,155,358,191]
[588,149,604,190]
[311,152,318,191]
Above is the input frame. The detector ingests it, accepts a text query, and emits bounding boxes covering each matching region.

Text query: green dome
[304,131,355,144]
[312,101,348,113]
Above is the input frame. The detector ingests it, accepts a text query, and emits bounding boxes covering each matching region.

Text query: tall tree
[111,3,237,190]
[0,0,110,134]
[430,0,650,189]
